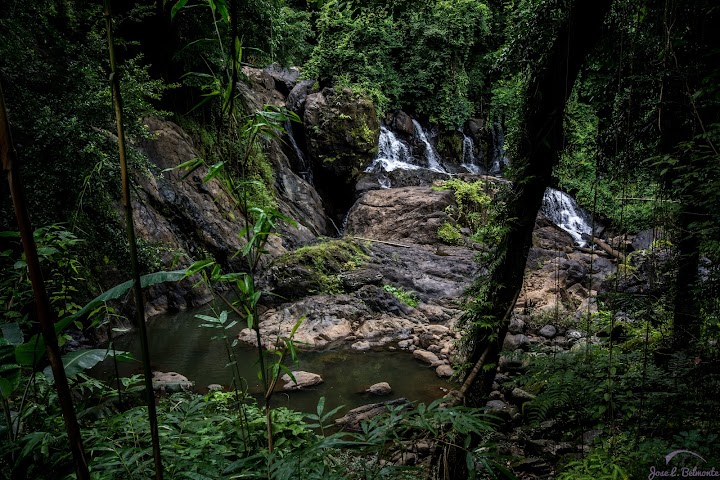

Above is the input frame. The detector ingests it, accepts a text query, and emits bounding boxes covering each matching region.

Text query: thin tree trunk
[103,2,164,479]
[671,207,701,350]
[1,83,90,480]
[464,0,613,402]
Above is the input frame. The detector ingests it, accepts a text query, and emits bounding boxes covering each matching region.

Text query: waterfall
[541,188,594,246]
[461,134,482,174]
[490,123,508,175]
[412,119,445,172]
[365,127,419,173]
[285,121,313,183]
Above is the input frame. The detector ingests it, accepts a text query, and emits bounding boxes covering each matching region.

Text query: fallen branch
[346,235,414,249]
[583,235,626,262]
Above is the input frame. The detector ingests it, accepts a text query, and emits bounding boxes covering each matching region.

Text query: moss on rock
[268,239,369,298]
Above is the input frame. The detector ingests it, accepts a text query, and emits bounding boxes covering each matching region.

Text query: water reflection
[93,303,451,414]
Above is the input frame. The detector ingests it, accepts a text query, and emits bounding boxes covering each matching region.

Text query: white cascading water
[285,121,313,183]
[365,127,420,173]
[541,188,594,246]
[490,123,508,175]
[461,134,482,174]
[412,119,445,172]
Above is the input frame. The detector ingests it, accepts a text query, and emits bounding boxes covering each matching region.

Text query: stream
[94,303,451,415]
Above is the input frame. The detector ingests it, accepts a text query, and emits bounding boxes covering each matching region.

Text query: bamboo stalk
[103,3,163,478]
[1,82,90,479]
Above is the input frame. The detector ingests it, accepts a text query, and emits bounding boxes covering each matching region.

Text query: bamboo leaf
[170,0,191,19]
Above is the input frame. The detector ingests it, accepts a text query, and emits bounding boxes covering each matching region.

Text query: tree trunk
[1,82,90,480]
[463,0,613,403]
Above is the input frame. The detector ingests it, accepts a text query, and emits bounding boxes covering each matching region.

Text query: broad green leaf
[1,323,23,346]
[16,270,185,366]
[43,348,130,383]
[0,344,21,398]
[36,247,58,256]
[316,396,326,417]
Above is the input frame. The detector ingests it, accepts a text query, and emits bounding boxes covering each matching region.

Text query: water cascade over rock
[411,119,445,172]
[540,188,594,246]
[490,123,509,175]
[360,119,453,191]
[366,127,418,173]
[284,120,313,183]
[461,133,482,174]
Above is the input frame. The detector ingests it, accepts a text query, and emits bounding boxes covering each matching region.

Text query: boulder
[286,79,319,114]
[503,333,530,351]
[413,349,440,365]
[238,294,367,349]
[345,187,455,245]
[281,371,323,390]
[152,371,193,392]
[510,387,536,404]
[388,110,415,137]
[355,285,411,315]
[538,325,557,339]
[351,340,371,351]
[357,169,451,192]
[304,88,380,183]
[340,269,384,291]
[485,400,515,422]
[565,260,588,286]
[508,316,526,334]
[262,64,300,95]
[240,66,286,106]
[436,364,454,378]
[357,316,415,340]
[366,382,392,395]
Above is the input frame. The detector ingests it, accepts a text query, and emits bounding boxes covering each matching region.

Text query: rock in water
[281,371,324,391]
[366,382,392,395]
[413,349,440,365]
[436,364,454,378]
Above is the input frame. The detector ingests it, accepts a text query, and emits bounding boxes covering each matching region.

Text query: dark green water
[94,304,451,414]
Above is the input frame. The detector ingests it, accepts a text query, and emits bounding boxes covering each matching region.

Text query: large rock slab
[345,186,455,245]
[238,294,366,349]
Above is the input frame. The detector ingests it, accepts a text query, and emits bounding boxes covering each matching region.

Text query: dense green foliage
[305,0,490,127]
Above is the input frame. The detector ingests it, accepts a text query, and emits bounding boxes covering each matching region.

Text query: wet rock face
[303,88,381,182]
[385,110,415,137]
[127,66,333,317]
